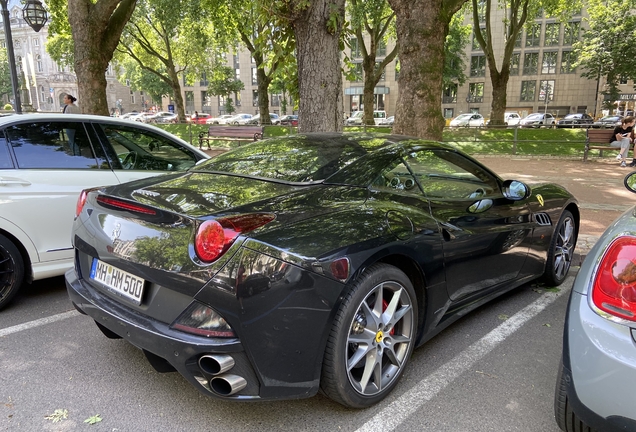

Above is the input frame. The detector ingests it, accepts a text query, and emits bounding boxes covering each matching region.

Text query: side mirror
[624,172,636,193]
[502,180,531,201]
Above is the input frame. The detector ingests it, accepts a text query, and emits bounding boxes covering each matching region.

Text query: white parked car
[147,111,178,124]
[345,110,387,126]
[504,112,521,126]
[0,114,208,310]
[519,112,556,128]
[449,113,485,127]
[205,114,235,125]
[228,113,255,125]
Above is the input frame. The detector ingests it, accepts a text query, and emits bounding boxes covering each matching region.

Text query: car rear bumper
[563,290,636,430]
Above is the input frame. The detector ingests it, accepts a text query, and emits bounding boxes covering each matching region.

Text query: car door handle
[0,176,32,186]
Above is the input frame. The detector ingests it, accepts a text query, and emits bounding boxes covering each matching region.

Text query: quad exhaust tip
[198,354,235,376]
[210,374,247,396]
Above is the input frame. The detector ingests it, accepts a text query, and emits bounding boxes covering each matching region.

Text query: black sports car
[66,133,579,408]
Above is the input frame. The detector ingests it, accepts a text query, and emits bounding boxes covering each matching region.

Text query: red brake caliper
[382,299,395,335]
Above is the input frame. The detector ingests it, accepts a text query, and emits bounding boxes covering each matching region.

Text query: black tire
[0,234,25,311]
[320,264,418,408]
[554,361,595,432]
[543,210,577,286]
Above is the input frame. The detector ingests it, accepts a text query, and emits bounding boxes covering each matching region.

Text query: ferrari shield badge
[536,194,544,207]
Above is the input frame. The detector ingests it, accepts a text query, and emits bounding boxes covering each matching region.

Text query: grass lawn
[155,123,592,158]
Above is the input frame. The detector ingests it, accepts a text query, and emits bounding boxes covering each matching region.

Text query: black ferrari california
[66,133,579,408]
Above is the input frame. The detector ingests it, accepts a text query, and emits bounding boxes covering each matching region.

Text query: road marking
[0,310,78,338]
[355,278,571,432]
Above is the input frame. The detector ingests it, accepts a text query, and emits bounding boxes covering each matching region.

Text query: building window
[202,91,210,107]
[130,94,135,104]
[252,90,259,106]
[544,23,560,46]
[235,68,240,81]
[468,82,484,103]
[520,80,536,101]
[15,40,20,48]
[443,83,458,103]
[470,55,486,77]
[233,53,239,69]
[395,59,400,81]
[235,92,241,107]
[185,91,194,110]
[125,79,130,87]
[472,29,484,51]
[542,51,557,74]
[271,93,281,107]
[476,0,486,22]
[251,67,257,85]
[560,51,576,73]
[376,40,386,57]
[523,52,539,75]
[525,23,541,47]
[444,108,454,119]
[350,37,361,58]
[36,54,43,72]
[539,80,555,101]
[349,63,363,82]
[514,31,522,48]
[563,22,580,45]
[33,38,39,47]
[509,53,520,76]
[40,85,45,102]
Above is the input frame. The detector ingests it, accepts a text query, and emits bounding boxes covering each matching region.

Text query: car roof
[0,113,208,157]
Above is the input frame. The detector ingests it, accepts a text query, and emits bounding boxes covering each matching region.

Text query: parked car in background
[147,112,178,124]
[592,115,623,129]
[554,171,636,432]
[205,114,235,125]
[228,113,254,125]
[379,115,395,126]
[519,112,556,128]
[246,113,280,125]
[188,113,212,124]
[555,113,594,128]
[345,110,387,126]
[66,133,579,408]
[279,115,298,126]
[0,114,208,310]
[449,113,485,127]
[485,112,521,126]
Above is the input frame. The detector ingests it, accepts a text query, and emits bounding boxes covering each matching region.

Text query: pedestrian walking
[62,94,80,155]
[62,94,80,114]
[610,116,635,167]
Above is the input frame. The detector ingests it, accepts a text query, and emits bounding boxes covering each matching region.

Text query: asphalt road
[2,154,627,432]
[0,272,571,432]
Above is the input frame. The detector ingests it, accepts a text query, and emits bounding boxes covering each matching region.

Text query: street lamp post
[0,0,48,114]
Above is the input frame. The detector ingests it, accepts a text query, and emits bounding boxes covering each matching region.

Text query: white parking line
[0,310,78,338]
[355,278,571,432]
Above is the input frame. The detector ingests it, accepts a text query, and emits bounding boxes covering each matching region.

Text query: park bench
[583,128,622,162]
[198,125,264,149]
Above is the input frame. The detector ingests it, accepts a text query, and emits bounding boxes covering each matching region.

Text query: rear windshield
[194,134,388,183]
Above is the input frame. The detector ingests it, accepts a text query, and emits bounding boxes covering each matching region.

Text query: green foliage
[84,414,103,425]
[207,66,244,98]
[45,409,68,423]
[45,0,74,67]
[444,13,470,86]
[0,49,12,100]
[3,104,13,111]
[575,0,636,87]
[120,58,173,103]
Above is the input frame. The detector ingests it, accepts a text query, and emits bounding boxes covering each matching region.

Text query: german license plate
[90,258,145,304]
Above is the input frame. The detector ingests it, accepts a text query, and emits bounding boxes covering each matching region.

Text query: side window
[94,123,198,171]
[370,159,421,196]
[0,137,14,169]
[405,149,499,199]
[6,122,99,169]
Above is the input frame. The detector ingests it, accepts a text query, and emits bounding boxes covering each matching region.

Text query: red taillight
[194,213,276,263]
[75,189,89,219]
[591,236,636,321]
[96,196,157,215]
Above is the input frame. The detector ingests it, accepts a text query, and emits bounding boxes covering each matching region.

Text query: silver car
[554,172,636,431]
